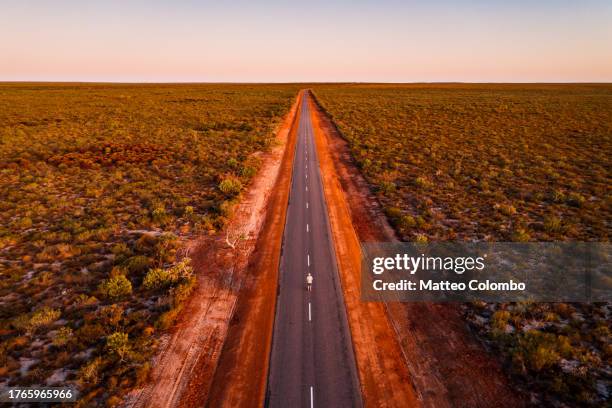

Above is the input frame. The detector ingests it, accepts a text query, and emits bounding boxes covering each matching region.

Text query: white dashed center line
[306,223,309,232]
[310,386,314,408]
[308,302,312,321]
[307,254,310,267]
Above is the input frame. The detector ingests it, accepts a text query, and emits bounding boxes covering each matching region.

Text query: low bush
[219,177,243,196]
[98,275,133,299]
[12,307,61,334]
[142,258,193,290]
[106,332,131,362]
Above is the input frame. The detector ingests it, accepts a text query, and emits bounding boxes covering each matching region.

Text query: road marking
[306,223,309,232]
[308,302,312,321]
[310,386,314,408]
[307,254,310,267]
[306,186,308,192]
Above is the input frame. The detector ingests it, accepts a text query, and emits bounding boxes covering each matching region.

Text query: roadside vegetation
[313,83,611,406]
[0,83,298,406]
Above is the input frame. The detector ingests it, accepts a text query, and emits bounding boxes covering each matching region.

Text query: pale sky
[1,0,611,82]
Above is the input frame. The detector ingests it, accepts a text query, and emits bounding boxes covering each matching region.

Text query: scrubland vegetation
[313,84,611,406]
[0,83,298,405]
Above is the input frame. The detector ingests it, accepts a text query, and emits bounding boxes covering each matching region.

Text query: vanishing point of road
[266,92,362,408]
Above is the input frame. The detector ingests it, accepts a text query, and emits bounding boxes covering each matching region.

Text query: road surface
[266,92,362,408]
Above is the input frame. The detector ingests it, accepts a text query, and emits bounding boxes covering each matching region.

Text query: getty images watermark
[361,242,611,302]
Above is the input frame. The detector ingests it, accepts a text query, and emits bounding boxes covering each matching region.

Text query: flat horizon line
[1,80,611,85]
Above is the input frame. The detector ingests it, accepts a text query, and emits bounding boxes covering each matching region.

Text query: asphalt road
[266,93,362,408]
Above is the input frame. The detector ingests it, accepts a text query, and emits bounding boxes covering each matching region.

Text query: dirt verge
[122,91,303,408]
[309,92,528,408]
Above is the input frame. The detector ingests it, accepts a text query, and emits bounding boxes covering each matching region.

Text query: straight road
[266,92,362,408]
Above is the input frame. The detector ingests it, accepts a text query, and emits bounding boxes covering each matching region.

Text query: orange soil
[309,93,527,408]
[202,92,303,407]
[309,94,420,407]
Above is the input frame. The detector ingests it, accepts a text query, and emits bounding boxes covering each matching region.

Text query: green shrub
[414,233,428,243]
[111,243,130,256]
[78,357,103,385]
[240,165,257,178]
[492,310,511,330]
[511,228,531,242]
[378,181,396,195]
[98,304,124,329]
[154,233,179,263]
[135,233,159,253]
[399,215,416,229]
[414,176,433,189]
[566,192,585,207]
[227,157,239,168]
[124,255,152,275]
[384,206,402,220]
[98,275,132,299]
[106,332,131,361]
[52,327,73,347]
[29,307,61,332]
[511,330,571,371]
[184,206,194,216]
[219,177,243,196]
[142,268,171,290]
[151,204,168,223]
[551,189,566,203]
[155,308,180,330]
[544,216,563,233]
[170,278,196,308]
[76,323,106,345]
[142,259,193,290]
[19,217,33,229]
[13,307,60,334]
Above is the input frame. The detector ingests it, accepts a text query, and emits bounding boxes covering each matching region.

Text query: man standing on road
[306,272,313,291]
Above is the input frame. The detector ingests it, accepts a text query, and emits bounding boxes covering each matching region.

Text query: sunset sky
[1,0,611,82]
